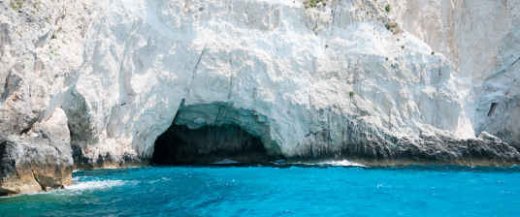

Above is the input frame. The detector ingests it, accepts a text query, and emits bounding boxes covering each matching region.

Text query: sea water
[1,166,519,217]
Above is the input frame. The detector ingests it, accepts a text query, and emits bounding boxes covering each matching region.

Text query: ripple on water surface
[0,166,519,217]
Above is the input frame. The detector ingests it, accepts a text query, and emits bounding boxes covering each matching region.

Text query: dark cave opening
[487,102,498,117]
[151,123,273,165]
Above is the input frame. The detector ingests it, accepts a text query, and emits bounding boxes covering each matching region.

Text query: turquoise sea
[1,166,519,217]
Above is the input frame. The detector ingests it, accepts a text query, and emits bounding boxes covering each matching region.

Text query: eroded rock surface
[0,108,72,195]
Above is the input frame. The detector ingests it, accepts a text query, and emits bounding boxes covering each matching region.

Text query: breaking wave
[298,159,366,167]
[65,180,126,192]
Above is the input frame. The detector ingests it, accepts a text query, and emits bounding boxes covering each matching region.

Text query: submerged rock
[0,0,519,194]
[212,159,240,165]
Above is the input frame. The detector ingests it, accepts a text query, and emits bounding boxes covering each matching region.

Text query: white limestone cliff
[390,0,520,147]
[1,0,519,194]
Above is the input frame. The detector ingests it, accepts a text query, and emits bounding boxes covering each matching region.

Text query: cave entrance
[151,103,277,165]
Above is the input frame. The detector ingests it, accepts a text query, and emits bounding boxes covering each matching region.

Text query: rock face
[389,0,520,149]
[0,0,519,194]
[0,0,91,195]
[0,108,72,195]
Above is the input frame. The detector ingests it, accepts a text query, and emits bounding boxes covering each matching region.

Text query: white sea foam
[65,180,126,191]
[1,180,127,198]
[307,160,366,167]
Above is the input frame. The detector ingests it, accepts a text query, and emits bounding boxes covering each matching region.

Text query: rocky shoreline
[3,130,520,196]
[3,154,520,197]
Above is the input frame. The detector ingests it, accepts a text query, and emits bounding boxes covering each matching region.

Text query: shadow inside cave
[152,123,274,165]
